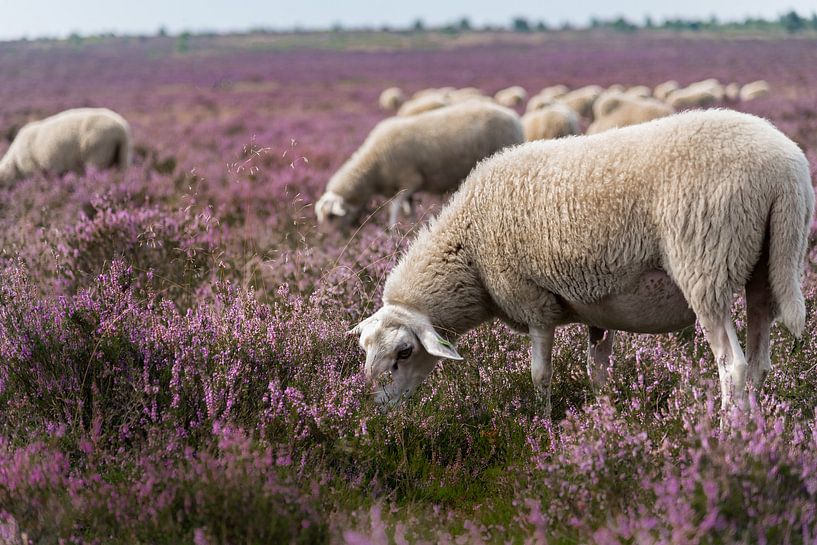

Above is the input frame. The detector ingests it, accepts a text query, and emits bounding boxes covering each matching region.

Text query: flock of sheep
[0,73,811,425]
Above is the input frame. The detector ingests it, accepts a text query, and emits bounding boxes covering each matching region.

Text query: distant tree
[811,13,817,30]
[331,22,343,33]
[535,20,549,31]
[458,17,472,31]
[176,31,191,54]
[560,21,574,31]
[157,26,168,37]
[590,17,601,29]
[68,32,83,46]
[781,10,806,33]
[412,18,425,32]
[644,15,654,28]
[512,17,531,32]
[611,17,637,33]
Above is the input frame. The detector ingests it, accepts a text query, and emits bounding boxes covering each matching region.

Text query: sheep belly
[564,270,696,333]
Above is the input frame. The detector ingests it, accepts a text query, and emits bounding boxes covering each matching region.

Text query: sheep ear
[413,323,463,361]
[330,199,347,217]
[348,314,376,336]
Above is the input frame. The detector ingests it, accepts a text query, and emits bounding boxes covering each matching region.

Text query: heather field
[2,32,817,544]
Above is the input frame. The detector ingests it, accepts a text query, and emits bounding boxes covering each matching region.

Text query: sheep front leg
[530,325,555,418]
[587,326,615,395]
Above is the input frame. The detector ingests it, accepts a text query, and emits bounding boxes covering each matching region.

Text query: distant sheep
[559,85,603,118]
[397,94,450,116]
[653,80,680,101]
[521,103,580,141]
[666,86,718,110]
[0,108,131,185]
[525,94,556,113]
[587,95,674,134]
[316,101,524,227]
[625,85,652,98]
[379,87,406,111]
[740,80,771,101]
[495,86,528,107]
[352,110,813,422]
[412,87,455,99]
[724,82,741,102]
[537,85,569,100]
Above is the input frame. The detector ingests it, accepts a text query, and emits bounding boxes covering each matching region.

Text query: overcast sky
[1,0,815,41]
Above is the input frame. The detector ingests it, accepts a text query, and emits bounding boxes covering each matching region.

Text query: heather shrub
[59,200,216,306]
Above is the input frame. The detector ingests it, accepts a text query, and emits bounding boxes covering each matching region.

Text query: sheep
[412,87,455,99]
[723,82,740,102]
[0,108,131,185]
[606,84,626,94]
[521,103,580,141]
[315,101,524,228]
[351,109,813,423]
[495,86,528,107]
[450,87,484,100]
[537,85,569,100]
[397,94,450,116]
[587,95,674,134]
[525,94,556,113]
[666,86,718,110]
[558,85,603,118]
[625,85,652,98]
[379,87,406,111]
[653,80,680,101]
[740,80,771,101]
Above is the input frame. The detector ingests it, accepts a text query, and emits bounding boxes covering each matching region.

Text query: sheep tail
[767,167,813,337]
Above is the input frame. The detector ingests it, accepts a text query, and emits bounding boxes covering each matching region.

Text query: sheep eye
[396,347,413,360]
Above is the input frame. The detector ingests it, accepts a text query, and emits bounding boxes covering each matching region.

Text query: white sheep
[653,80,680,101]
[666,86,718,110]
[397,94,451,116]
[724,82,741,102]
[525,94,556,113]
[316,101,524,227]
[587,95,674,134]
[0,108,131,184]
[521,103,580,141]
[625,85,652,98]
[495,86,528,107]
[352,110,813,422]
[558,85,603,118]
[379,87,406,111]
[740,80,771,101]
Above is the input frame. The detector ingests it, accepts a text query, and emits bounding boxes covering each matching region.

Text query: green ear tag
[437,336,454,349]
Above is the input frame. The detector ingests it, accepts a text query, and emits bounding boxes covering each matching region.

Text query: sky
[1,0,815,41]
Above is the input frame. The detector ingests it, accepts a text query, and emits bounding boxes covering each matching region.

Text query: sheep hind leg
[530,325,556,419]
[699,311,749,420]
[746,244,773,407]
[587,326,615,396]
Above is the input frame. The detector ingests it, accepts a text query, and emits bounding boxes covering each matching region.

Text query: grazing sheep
[558,85,603,118]
[587,95,674,134]
[606,84,626,94]
[525,94,556,113]
[379,87,406,111]
[521,103,580,141]
[412,87,455,99]
[740,80,771,101]
[495,86,528,107]
[653,80,680,101]
[724,82,741,102]
[397,94,450,116]
[666,86,718,110]
[352,110,813,422]
[537,85,569,100]
[450,87,484,100]
[0,108,131,185]
[625,85,652,98]
[315,101,524,227]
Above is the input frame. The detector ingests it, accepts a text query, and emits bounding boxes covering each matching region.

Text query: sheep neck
[326,146,381,207]
[384,217,491,339]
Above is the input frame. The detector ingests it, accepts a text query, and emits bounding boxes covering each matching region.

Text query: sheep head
[315,191,358,226]
[350,304,462,405]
